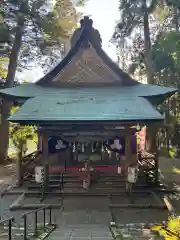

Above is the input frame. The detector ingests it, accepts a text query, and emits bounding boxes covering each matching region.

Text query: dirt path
[158,156,180,215]
[0,163,16,192]
[159,156,180,185]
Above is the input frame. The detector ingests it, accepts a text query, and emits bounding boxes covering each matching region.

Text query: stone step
[26,182,125,189]
[27,178,127,186]
[26,182,151,192]
[29,173,146,181]
[26,181,141,189]
[63,183,125,188]
[116,225,160,239]
[26,176,128,186]
[61,189,126,195]
[97,178,125,183]
[63,183,86,188]
[48,224,113,240]
[28,174,145,182]
[26,179,82,184]
[49,231,113,240]
[31,174,79,180]
[0,223,50,239]
[27,184,62,189]
[26,185,125,193]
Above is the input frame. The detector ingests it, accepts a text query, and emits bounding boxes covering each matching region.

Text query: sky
[20,0,120,82]
[83,0,119,60]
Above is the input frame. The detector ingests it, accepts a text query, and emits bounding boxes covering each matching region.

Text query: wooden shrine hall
[0,16,177,193]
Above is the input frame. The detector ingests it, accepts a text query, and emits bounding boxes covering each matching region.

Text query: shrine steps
[24,170,152,196]
[25,183,151,191]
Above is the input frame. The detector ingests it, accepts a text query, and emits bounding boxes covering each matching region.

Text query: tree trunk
[143,1,156,152]
[0,100,11,162]
[143,5,154,84]
[0,22,24,162]
[174,8,179,32]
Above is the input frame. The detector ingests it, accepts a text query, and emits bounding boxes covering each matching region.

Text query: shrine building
[0,16,177,194]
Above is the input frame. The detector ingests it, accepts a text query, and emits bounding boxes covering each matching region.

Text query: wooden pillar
[17,127,26,187]
[124,127,133,197]
[70,144,74,168]
[149,124,159,186]
[37,131,42,153]
[125,127,132,168]
[16,138,23,186]
[154,152,159,186]
[124,127,139,201]
[41,132,49,195]
[154,127,159,186]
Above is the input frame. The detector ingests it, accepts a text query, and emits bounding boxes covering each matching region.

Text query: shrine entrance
[45,126,140,174]
[37,124,142,192]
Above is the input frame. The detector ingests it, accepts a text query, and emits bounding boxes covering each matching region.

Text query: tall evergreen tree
[114,0,180,153]
[0,0,84,162]
[114,0,159,84]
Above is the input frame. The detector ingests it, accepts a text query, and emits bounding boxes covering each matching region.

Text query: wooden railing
[139,151,158,185]
[22,151,42,179]
[0,217,15,240]
[140,151,156,168]
[23,151,39,165]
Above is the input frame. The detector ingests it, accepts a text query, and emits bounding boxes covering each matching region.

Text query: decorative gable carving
[36,16,137,87]
[52,44,121,85]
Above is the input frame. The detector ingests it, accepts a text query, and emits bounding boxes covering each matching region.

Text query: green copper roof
[8,95,164,123]
[0,83,177,100]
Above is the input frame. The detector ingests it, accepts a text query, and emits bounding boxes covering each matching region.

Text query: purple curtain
[106,130,137,154]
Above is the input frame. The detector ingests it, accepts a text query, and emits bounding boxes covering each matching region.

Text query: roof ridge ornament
[80,16,93,29]
[70,16,102,49]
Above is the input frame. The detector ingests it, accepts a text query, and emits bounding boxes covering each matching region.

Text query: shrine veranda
[0,16,178,194]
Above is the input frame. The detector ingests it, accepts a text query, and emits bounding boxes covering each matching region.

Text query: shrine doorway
[45,126,141,174]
